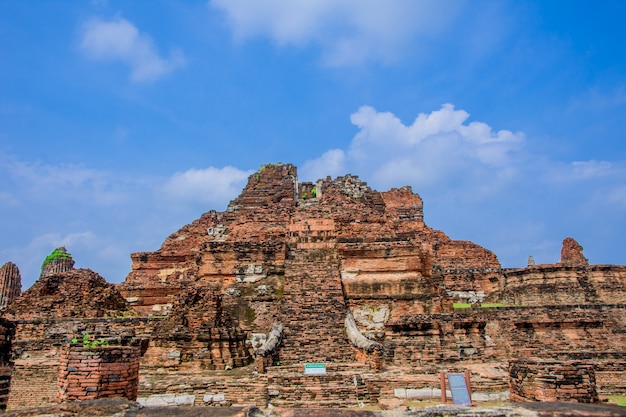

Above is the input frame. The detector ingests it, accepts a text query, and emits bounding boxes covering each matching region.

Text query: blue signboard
[447,373,471,406]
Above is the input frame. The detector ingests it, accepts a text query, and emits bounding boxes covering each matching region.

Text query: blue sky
[1,1,625,290]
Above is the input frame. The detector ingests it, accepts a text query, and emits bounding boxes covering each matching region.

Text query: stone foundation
[57,345,140,402]
[509,359,599,403]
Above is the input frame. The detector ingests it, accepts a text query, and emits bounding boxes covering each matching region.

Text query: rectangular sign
[304,363,327,375]
[447,373,471,406]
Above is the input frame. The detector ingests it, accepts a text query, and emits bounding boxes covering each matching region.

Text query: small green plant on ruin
[42,247,72,267]
[260,162,283,172]
[302,192,308,200]
[311,186,317,198]
[71,333,110,349]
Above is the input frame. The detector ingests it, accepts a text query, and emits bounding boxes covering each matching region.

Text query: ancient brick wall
[378,304,625,393]
[278,249,356,365]
[288,218,336,249]
[339,241,430,280]
[11,317,159,352]
[4,269,130,321]
[119,163,511,322]
[586,265,626,304]
[144,328,251,371]
[266,365,376,408]
[384,314,493,366]
[144,288,252,371]
[57,345,140,402]
[138,370,267,407]
[121,164,297,313]
[380,186,424,225]
[0,318,14,411]
[120,283,181,316]
[8,361,58,409]
[228,163,297,211]
[198,241,287,285]
[496,264,625,307]
[509,359,599,403]
[0,262,21,310]
[119,253,195,316]
[462,305,626,357]
[340,242,446,318]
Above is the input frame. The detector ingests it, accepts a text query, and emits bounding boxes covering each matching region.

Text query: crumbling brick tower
[40,247,75,278]
[0,262,21,310]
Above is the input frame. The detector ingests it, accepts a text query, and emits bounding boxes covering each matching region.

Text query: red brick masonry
[57,345,140,402]
[509,358,599,403]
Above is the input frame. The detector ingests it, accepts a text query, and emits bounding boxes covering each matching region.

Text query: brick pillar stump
[57,344,140,402]
[509,358,599,403]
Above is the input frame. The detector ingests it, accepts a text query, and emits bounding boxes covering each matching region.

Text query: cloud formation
[210,0,463,65]
[161,166,253,207]
[299,103,626,267]
[0,153,129,206]
[342,104,524,190]
[300,149,346,182]
[80,16,185,82]
[0,151,252,288]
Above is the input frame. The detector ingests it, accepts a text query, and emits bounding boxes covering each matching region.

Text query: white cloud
[300,149,346,182]
[0,231,98,287]
[0,152,130,206]
[546,160,615,182]
[30,231,98,251]
[80,16,185,82]
[161,166,253,206]
[344,104,524,189]
[571,160,613,178]
[210,0,464,65]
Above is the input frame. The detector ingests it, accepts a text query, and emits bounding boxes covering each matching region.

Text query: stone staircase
[266,248,379,407]
[277,248,355,365]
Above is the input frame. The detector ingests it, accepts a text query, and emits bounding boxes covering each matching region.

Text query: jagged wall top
[560,237,588,266]
[227,163,297,212]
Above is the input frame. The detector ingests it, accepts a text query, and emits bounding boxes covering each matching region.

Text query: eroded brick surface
[0,262,21,310]
[4,268,130,320]
[2,163,625,409]
[509,359,599,403]
[57,345,140,402]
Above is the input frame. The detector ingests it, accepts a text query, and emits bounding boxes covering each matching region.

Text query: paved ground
[4,398,626,417]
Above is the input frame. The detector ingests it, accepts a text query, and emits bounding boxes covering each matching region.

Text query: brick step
[267,379,376,408]
[266,363,371,375]
[268,399,371,408]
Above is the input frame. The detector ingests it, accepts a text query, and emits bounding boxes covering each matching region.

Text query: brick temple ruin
[0,163,624,409]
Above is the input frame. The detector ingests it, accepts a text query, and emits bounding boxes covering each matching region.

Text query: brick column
[57,344,140,402]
